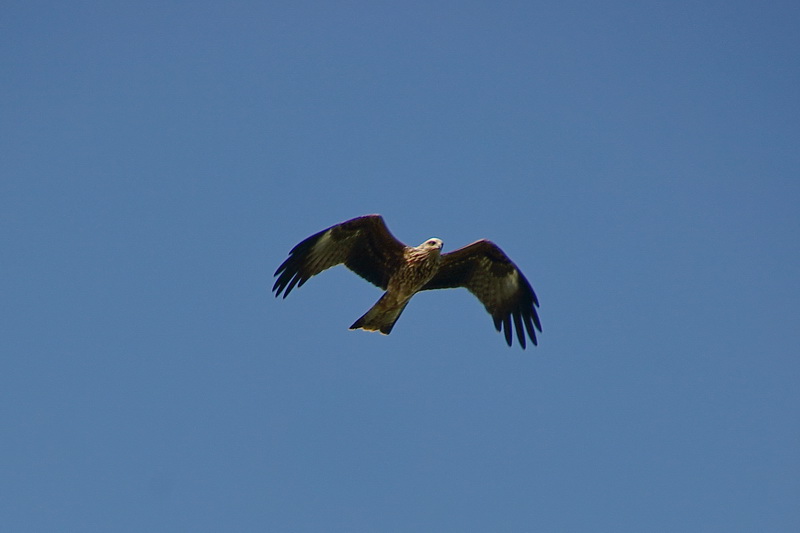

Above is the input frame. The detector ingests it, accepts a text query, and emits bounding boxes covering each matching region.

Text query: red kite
[273,215,541,348]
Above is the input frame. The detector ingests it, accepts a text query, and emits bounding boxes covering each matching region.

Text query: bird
[273,214,541,348]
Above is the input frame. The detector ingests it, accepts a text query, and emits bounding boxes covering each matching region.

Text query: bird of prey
[273,214,542,348]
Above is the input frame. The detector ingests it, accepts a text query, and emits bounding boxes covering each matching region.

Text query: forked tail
[349,294,409,335]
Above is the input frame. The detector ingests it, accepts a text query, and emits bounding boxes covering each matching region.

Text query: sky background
[2,1,799,531]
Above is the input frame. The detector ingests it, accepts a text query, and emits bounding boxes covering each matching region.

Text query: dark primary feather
[273,215,407,298]
[422,240,541,348]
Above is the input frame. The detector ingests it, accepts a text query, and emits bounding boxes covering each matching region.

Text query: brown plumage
[273,214,542,348]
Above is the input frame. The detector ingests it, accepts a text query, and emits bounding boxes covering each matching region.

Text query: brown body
[350,242,442,334]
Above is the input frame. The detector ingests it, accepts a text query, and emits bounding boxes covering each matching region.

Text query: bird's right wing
[273,215,407,298]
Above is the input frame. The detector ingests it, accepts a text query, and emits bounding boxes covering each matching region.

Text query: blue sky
[2,1,798,531]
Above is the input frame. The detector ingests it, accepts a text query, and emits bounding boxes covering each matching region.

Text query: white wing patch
[309,229,333,258]
[306,229,347,275]
[501,268,520,293]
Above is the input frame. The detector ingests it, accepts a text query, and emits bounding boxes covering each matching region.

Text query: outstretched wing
[273,214,407,298]
[421,240,541,348]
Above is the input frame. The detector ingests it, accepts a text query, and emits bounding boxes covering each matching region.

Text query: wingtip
[502,315,513,346]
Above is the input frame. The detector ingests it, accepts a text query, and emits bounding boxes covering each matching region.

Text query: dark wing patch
[422,240,541,349]
[273,214,407,298]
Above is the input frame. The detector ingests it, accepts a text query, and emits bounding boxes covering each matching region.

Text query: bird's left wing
[273,214,407,298]
[421,240,541,348]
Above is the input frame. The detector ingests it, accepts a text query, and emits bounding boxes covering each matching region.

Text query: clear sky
[2,1,798,531]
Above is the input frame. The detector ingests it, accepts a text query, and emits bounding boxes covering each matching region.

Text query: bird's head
[419,238,443,254]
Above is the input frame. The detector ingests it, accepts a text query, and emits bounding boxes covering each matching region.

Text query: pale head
[418,238,443,253]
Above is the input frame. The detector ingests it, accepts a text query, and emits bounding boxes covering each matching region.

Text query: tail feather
[349,294,409,335]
